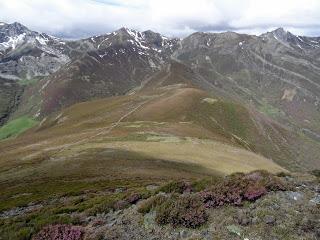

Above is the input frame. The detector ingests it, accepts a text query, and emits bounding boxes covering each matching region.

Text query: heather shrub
[139,189,153,199]
[126,193,141,204]
[155,194,208,228]
[276,171,291,178]
[244,183,267,200]
[191,176,222,192]
[252,171,288,191]
[113,193,142,210]
[311,169,320,178]
[264,176,288,191]
[113,200,129,210]
[87,192,142,215]
[199,170,287,207]
[137,194,167,214]
[87,199,116,215]
[244,171,265,181]
[199,182,244,207]
[32,224,83,240]
[157,180,192,194]
[140,171,287,228]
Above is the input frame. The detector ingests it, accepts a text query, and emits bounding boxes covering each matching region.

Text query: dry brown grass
[0,86,286,180]
[65,140,285,174]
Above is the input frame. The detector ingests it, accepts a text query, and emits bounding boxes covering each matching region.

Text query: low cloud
[1,0,320,38]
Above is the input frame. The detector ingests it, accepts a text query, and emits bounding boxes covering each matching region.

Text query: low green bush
[157,181,192,194]
[311,169,320,178]
[137,194,167,214]
[155,194,208,228]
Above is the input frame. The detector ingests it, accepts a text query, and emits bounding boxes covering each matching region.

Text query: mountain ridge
[0,22,320,239]
[0,22,319,172]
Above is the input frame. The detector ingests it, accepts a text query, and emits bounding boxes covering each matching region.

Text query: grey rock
[310,194,320,204]
[226,225,242,236]
[286,191,304,201]
[115,188,125,193]
[179,230,190,239]
[237,212,251,226]
[0,204,43,219]
[264,215,276,225]
[0,22,70,80]
[200,230,210,238]
[146,185,159,191]
[252,216,259,224]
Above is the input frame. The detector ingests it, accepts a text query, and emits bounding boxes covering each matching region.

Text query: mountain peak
[272,27,287,34]
[116,27,141,36]
[271,27,290,38]
[0,21,32,37]
[262,27,296,42]
[7,22,29,31]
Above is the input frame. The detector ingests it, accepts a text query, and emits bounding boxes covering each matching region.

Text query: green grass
[258,101,285,118]
[190,98,252,143]
[0,116,38,140]
[0,178,144,212]
[18,78,38,86]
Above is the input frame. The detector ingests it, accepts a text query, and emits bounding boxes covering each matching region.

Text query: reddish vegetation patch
[142,171,289,229]
[32,224,83,240]
[199,171,288,208]
[244,184,267,201]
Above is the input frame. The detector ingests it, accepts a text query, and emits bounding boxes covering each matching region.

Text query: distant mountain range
[0,21,320,172]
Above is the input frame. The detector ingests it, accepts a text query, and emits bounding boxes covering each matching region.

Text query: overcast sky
[1,0,320,39]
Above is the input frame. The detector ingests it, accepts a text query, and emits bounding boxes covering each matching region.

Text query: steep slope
[0,68,286,187]
[0,22,71,125]
[14,27,179,117]
[174,28,320,135]
[0,24,179,124]
[0,25,319,240]
[0,22,69,79]
[0,24,319,171]
[0,77,23,125]
[172,29,320,170]
[0,62,319,240]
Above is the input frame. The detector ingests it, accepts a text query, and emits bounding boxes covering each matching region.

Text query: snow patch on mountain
[0,33,26,50]
[125,28,149,50]
[36,36,48,45]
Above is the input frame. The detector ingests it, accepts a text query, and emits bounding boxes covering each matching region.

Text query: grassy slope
[0,116,38,140]
[0,87,285,183]
[17,78,38,86]
[0,76,291,239]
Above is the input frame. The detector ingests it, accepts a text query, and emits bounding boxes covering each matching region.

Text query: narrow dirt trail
[52,99,151,155]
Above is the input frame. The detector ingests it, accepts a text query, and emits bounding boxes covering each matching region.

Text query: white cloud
[0,0,320,38]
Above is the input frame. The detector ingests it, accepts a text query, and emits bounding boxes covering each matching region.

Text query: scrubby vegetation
[156,180,192,194]
[0,179,151,240]
[138,170,289,229]
[311,169,320,178]
[0,171,300,239]
[137,195,167,214]
[155,194,208,228]
[200,171,288,208]
[32,224,83,240]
